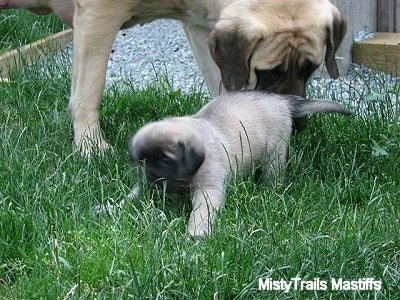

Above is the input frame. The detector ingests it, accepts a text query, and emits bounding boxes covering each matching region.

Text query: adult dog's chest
[120,0,219,28]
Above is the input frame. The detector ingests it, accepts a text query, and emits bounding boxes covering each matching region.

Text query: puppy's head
[129,119,205,193]
[208,0,346,96]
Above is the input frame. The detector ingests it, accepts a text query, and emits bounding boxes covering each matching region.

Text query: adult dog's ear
[208,26,259,90]
[178,138,205,177]
[325,9,347,79]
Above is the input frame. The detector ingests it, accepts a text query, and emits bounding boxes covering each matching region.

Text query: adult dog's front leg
[182,23,226,97]
[69,1,130,156]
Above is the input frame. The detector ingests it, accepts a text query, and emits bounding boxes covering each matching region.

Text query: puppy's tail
[290,96,352,117]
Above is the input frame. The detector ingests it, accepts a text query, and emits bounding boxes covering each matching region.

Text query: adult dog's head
[208,0,346,97]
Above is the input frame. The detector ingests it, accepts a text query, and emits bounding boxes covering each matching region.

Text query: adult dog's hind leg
[69,1,131,156]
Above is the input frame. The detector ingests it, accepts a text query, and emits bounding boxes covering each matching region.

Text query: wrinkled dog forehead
[208,0,346,94]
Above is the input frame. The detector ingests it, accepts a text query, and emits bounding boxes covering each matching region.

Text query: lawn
[0,10,65,55]
[0,20,399,299]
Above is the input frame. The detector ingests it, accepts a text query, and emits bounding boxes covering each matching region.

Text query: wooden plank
[352,32,400,74]
[0,29,73,80]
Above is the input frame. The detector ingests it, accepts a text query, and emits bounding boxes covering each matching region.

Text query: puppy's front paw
[188,227,209,239]
[187,216,212,238]
[92,199,124,217]
[127,184,141,200]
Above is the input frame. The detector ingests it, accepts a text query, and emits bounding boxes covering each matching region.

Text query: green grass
[1,49,400,298]
[0,10,65,55]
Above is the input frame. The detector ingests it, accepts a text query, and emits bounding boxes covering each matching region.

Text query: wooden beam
[352,32,400,75]
[0,29,73,80]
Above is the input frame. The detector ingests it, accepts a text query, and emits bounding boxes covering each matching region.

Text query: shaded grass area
[0,10,65,55]
[0,52,399,299]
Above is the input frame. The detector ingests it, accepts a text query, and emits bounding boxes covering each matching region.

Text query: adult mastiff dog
[1,0,346,155]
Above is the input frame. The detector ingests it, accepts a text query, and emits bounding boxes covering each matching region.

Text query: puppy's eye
[153,152,173,168]
[160,156,172,165]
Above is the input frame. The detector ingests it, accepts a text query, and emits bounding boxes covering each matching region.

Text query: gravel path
[96,19,204,93]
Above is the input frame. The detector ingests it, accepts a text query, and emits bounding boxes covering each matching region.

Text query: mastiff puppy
[1,0,346,155]
[129,91,352,237]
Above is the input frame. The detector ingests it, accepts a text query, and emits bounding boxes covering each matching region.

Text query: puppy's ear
[208,26,259,90]
[325,9,347,79]
[178,138,205,177]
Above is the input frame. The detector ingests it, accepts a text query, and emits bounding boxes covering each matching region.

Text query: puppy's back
[195,91,293,128]
[195,91,295,167]
[195,91,351,125]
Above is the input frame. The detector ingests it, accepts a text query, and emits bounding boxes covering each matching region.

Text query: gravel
[310,64,399,114]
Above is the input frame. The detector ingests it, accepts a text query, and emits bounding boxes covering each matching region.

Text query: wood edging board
[352,32,400,75]
[0,28,73,81]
